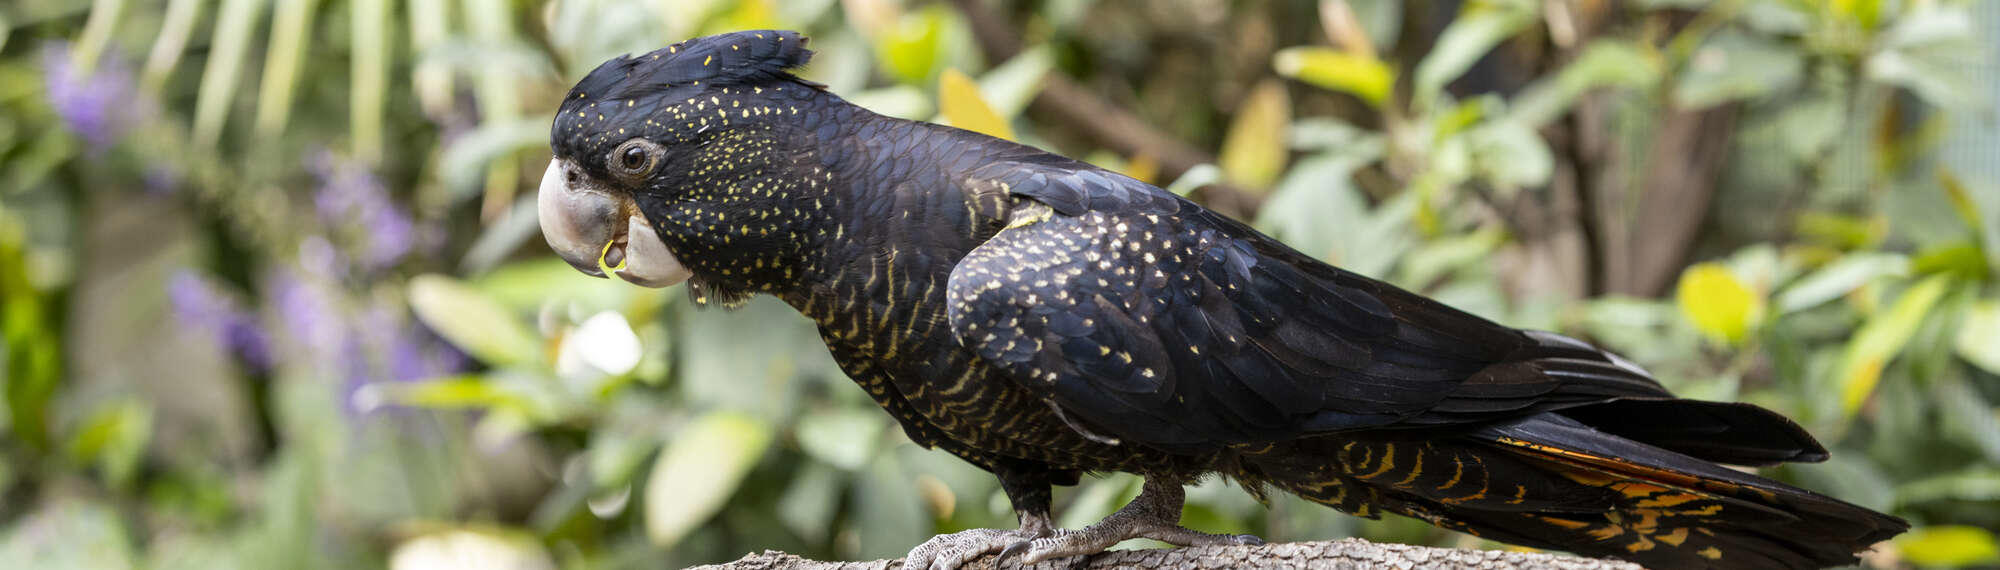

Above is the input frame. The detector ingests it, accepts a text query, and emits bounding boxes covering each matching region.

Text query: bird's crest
[567,30,816,103]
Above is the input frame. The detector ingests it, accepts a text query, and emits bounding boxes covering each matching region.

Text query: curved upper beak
[536,158,692,288]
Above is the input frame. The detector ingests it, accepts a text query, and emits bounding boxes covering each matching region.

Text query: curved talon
[994,540,1032,568]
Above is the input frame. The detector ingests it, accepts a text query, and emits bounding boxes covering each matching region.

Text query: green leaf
[1899,526,2000,567]
[1216,80,1291,191]
[1898,468,2000,506]
[407,274,543,367]
[644,411,773,548]
[63,399,151,488]
[1675,263,1765,346]
[1164,164,1223,197]
[872,6,945,85]
[776,463,844,543]
[938,68,1013,140]
[976,47,1053,119]
[795,408,887,471]
[1672,30,1804,108]
[192,0,270,147]
[1956,301,2000,376]
[1465,119,1552,190]
[1774,253,1909,313]
[1837,275,1951,416]
[1411,3,1534,111]
[1507,40,1660,127]
[1869,4,1979,107]
[1272,47,1395,107]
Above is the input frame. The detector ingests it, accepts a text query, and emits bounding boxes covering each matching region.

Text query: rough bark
[692,538,1642,570]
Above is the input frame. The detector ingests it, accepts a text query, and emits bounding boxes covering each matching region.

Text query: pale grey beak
[536,158,691,288]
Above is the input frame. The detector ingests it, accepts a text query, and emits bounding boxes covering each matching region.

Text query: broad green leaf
[1898,468,2000,506]
[1465,119,1552,190]
[64,399,151,488]
[847,85,933,120]
[1774,253,1908,313]
[1837,275,1951,415]
[776,463,844,542]
[1956,301,2000,375]
[1164,164,1223,197]
[440,118,551,199]
[1867,4,1976,108]
[794,408,887,471]
[644,411,773,548]
[1899,526,2000,567]
[938,68,1013,141]
[1507,40,1659,127]
[1675,263,1765,346]
[408,274,543,367]
[1217,80,1291,191]
[1673,30,1804,108]
[872,6,945,85]
[1272,47,1395,107]
[976,46,1053,119]
[1411,4,1534,111]
[386,375,551,419]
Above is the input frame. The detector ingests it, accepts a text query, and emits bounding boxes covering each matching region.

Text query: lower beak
[536,158,692,288]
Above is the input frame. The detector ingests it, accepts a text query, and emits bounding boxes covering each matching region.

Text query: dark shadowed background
[1,0,1998,568]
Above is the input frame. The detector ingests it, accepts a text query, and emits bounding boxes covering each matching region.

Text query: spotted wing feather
[944,159,1679,454]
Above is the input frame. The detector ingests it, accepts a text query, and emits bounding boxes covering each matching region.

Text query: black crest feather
[566,30,814,103]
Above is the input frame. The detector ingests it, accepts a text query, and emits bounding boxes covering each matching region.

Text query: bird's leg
[997,477,1263,566]
[903,465,1058,570]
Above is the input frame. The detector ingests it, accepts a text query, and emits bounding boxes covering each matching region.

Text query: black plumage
[542,30,1907,569]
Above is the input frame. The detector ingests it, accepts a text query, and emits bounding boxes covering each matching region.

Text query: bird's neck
[776,104,1018,325]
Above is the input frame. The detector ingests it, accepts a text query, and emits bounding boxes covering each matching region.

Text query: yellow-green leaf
[408,274,542,367]
[872,6,944,85]
[938,68,1013,141]
[1837,274,1951,415]
[1273,47,1395,107]
[1955,301,2000,376]
[1217,80,1292,191]
[1675,263,1766,346]
[645,411,773,548]
[1899,525,2000,567]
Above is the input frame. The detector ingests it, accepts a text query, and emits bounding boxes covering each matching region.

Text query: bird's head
[539,30,834,300]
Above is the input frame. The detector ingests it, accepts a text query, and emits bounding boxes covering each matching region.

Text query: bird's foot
[903,516,1055,570]
[993,517,1262,567]
[995,478,1262,567]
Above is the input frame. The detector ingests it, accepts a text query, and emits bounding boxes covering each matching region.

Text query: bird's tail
[1240,411,1907,569]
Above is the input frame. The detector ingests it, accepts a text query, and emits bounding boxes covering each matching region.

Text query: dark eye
[609,138,661,179]
[621,145,646,169]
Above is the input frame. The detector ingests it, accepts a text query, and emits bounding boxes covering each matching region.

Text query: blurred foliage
[0,0,1997,568]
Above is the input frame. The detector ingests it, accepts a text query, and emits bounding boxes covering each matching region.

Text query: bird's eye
[609,138,662,180]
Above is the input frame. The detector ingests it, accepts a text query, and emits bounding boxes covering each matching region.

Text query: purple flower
[168,271,273,373]
[39,41,140,151]
[308,152,414,273]
[267,268,342,352]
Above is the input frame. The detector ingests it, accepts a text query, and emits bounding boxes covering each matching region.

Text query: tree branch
[692,538,1641,570]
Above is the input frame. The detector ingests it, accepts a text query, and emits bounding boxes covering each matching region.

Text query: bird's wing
[946,158,1673,454]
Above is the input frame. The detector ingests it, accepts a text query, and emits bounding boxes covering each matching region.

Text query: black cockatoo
[537,30,1906,569]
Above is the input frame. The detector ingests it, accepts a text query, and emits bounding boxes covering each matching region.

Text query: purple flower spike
[309,151,415,273]
[167,270,274,374]
[39,42,140,152]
